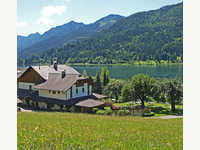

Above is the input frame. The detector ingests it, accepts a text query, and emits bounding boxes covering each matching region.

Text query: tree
[82,70,88,77]
[152,78,169,103]
[88,76,93,84]
[130,74,156,108]
[100,67,110,86]
[166,79,183,111]
[121,82,133,102]
[105,69,110,85]
[102,79,125,101]
[94,72,102,94]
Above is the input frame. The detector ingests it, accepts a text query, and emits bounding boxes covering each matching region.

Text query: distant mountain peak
[17,13,125,57]
[68,21,80,24]
[28,32,41,37]
[96,14,125,23]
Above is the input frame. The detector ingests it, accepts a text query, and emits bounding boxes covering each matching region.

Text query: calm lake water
[71,64,183,80]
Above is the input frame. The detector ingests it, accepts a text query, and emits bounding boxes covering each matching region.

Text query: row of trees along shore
[84,67,183,112]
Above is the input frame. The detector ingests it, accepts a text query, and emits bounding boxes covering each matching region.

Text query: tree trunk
[171,99,176,111]
[115,94,118,101]
[141,99,145,108]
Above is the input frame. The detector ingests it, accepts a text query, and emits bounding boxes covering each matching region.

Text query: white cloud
[42,5,66,17]
[17,21,28,28]
[38,5,66,26]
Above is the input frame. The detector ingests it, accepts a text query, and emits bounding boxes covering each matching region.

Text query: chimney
[61,70,66,79]
[53,61,58,71]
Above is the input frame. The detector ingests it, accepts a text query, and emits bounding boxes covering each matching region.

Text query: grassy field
[18,112,182,150]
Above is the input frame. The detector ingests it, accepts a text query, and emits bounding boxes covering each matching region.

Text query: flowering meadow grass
[18,112,182,150]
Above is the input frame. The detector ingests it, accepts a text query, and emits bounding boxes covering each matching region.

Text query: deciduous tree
[130,74,155,108]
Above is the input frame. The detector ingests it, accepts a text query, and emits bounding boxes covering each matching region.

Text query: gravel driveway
[156,115,183,119]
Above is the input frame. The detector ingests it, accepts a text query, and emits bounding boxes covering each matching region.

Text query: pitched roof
[92,93,108,99]
[75,99,104,108]
[32,65,80,80]
[34,73,87,91]
[18,64,80,80]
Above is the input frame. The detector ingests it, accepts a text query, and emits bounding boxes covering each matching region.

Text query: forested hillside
[18,3,183,66]
[18,15,124,58]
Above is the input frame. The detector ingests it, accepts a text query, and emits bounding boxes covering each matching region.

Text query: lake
[71,64,183,80]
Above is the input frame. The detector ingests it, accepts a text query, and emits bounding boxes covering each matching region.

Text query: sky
[17,0,183,36]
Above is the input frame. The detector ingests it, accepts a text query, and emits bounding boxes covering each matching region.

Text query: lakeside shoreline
[18,63,183,68]
[67,63,183,66]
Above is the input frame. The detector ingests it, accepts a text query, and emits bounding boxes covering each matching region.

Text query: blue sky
[17,0,182,36]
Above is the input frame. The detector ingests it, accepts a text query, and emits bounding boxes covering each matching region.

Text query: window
[29,85,32,91]
[82,88,84,93]
[52,91,56,94]
[58,91,60,94]
[76,88,78,94]
[49,90,51,94]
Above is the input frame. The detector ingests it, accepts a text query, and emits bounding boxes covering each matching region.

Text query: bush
[117,110,130,116]
[92,108,99,113]
[132,110,143,116]
[143,112,155,117]
[143,108,151,113]
[105,109,113,115]
[96,110,105,115]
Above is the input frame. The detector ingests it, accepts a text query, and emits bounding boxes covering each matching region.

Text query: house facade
[17,62,105,111]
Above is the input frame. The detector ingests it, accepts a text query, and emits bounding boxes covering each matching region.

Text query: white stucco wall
[39,89,67,100]
[38,82,91,100]
[71,83,89,98]
[89,85,92,95]
[67,89,71,100]
[18,82,37,91]
[84,83,88,96]
[72,85,76,98]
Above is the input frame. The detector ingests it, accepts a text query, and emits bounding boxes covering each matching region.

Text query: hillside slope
[19,3,183,66]
[18,15,124,58]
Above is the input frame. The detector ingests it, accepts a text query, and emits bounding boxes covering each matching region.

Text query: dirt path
[156,115,183,119]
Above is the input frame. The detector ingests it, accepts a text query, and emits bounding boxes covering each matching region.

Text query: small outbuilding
[75,99,105,113]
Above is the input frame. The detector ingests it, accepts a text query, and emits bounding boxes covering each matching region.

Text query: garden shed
[75,99,105,113]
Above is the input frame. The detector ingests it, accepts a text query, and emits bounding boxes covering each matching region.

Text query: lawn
[115,102,183,116]
[18,112,182,150]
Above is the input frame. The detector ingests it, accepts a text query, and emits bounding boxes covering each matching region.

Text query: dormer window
[61,70,66,78]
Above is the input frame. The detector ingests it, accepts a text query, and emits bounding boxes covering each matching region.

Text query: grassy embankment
[18,112,182,150]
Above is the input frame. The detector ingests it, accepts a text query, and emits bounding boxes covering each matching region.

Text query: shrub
[143,112,155,117]
[143,108,151,113]
[96,110,105,115]
[117,110,130,116]
[105,109,113,115]
[92,108,99,113]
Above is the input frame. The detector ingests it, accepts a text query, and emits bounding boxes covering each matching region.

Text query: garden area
[86,68,183,117]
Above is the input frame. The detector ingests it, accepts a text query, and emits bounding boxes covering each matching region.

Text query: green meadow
[18,112,182,150]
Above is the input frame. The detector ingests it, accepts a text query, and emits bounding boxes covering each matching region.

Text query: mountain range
[17,14,124,56]
[18,2,183,66]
